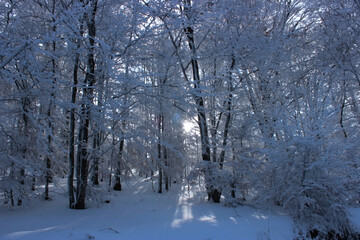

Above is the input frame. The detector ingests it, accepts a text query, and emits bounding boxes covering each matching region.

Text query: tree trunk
[45,2,57,200]
[113,62,129,191]
[91,76,104,186]
[185,31,211,163]
[17,96,30,206]
[165,152,169,191]
[74,0,97,209]
[183,0,216,201]
[68,47,79,209]
[219,58,235,169]
[75,120,89,209]
[340,81,348,138]
[158,166,163,194]
[157,114,163,194]
[91,130,100,186]
[68,12,83,209]
[113,136,124,191]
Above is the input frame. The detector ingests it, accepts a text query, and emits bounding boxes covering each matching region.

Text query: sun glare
[183,120,195,133]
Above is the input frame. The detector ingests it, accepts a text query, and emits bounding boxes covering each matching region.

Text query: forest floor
[0,177,359,240]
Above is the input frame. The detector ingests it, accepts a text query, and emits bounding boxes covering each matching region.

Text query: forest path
[0,177,294,240]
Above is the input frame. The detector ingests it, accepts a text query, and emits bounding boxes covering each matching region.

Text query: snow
[350,208,360,231]
[1,177,354,240]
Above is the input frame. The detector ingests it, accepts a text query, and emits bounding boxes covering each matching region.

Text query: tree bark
[68,7,83,209]
[91,131,100,186]
[91,74,105,186]
[184,25,211,163]
[113,135,124,191]
[68,42,80,209]
[45,1,57,200]
[157,114,163,194]
[165,148,169,191]
[219,58,235,169]
[74,0,97,209]
[340,81,348,138]
[183,0,217,202]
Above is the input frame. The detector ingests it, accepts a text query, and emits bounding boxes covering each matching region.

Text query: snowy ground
[0,178,358,240]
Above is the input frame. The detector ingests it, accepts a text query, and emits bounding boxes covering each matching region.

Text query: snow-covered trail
[0,178,294,240]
